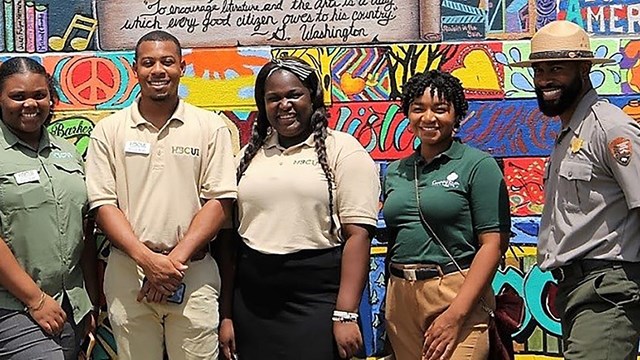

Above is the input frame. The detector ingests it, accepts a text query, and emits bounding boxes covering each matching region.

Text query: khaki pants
[104,248,220,360]
[385,270,493,360]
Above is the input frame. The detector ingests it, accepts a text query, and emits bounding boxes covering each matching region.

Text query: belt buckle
[402,269,418,281]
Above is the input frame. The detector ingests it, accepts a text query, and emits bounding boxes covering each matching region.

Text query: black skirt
[233,243,342,360]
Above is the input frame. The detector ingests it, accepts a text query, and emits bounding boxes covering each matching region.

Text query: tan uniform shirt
[86,99,237,249]
[538,90,640,270]
[237,129,380,254]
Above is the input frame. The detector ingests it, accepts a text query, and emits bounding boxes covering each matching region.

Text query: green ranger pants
[554,261,640,360]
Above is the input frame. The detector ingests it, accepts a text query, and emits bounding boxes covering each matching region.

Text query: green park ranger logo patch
[608,137,632,166]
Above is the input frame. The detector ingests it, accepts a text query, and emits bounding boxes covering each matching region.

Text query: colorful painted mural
[0,0,638,358]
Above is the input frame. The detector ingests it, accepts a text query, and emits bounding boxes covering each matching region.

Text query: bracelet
[91,305,100,313]
[27,291,46,313]
[332,310,359,323]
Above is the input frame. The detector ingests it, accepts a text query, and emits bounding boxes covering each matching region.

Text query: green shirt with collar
[0,121,91,323]
[383,139,511,265]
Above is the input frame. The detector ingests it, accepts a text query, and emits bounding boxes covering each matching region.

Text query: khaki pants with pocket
[104,248,220,360]
[385,270,493,360]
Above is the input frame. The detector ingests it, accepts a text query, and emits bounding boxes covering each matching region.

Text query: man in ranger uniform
[513,20,640,360]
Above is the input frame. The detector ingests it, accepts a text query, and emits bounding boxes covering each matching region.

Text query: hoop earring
[453,118,462,134]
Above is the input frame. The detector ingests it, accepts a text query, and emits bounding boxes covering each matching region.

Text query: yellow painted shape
[388,44,444,92]
[507,245,538,258]
[371,246,387,255]
[181,76,257,111]
[451,49,501,92]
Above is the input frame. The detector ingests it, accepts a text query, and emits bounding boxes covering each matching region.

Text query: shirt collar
[263,130,315,150]
[0,120,58,151]
[564,89,598,137]
[130,97,186,128]
[411,138,465,165]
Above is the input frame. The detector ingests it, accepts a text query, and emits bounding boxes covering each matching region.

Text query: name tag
[14,170,40,184]
[125,141,151,155]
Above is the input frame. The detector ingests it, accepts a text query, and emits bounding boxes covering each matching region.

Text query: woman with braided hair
[217,56,380,360]
[383,70,511,360]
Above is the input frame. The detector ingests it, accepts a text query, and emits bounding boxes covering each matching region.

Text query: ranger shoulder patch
[608,137,632,166]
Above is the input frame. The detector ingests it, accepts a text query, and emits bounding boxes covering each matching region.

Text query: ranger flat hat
[511,20,614,67]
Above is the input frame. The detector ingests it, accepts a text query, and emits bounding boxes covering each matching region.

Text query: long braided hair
[237,56,337,233]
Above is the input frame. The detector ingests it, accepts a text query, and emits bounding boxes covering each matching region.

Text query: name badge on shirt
[14,170,40,184]
[125,141,151,155]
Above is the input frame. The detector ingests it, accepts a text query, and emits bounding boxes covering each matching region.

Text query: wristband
[27,291,46,313]
[332,310,359,323]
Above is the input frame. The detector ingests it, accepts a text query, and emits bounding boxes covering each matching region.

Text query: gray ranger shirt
[538,89,640,270]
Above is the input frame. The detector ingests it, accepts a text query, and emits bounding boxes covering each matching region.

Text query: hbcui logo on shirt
[171,146,200,157]
[293,159,319,166]
[432,172,460,188]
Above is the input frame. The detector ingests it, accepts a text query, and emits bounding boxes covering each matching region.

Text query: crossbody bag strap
[413,160,494,316]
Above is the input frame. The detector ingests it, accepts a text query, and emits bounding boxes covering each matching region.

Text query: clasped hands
[137,252,188,303]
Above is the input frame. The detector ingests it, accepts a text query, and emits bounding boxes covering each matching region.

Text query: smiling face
[133,40,184,103]
[0,72,51,143]
[408,87,457,152]
[533,61,588,118]
[263,69,314,147]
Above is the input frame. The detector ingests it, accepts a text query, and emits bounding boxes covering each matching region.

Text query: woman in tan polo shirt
[217,56,380,360]
[0,57,98,359]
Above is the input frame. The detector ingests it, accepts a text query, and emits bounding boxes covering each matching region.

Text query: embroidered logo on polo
[171,146,201,157]
[432,172,460,188]
[608,137,632,166]
[51,151,74,159]
[292,159,319,166]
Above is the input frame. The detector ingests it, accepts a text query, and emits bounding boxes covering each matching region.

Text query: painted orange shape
[183,49,269,79]
[624,41,640,92]
[65,57,120,106]
[340,72,366,96]
[623,100,640,123]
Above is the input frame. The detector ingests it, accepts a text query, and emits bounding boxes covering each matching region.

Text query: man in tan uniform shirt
[85,31,237,360]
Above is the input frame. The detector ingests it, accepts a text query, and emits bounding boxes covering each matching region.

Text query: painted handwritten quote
[96,0,440,48]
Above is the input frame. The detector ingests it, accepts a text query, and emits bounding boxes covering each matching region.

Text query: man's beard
[535,74,584,117]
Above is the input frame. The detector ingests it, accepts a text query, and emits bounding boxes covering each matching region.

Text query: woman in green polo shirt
[0,57,98,359]
[383,70,511,360]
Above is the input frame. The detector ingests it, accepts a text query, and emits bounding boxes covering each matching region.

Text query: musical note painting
[49,14,97,51]
[0,0,96,52]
